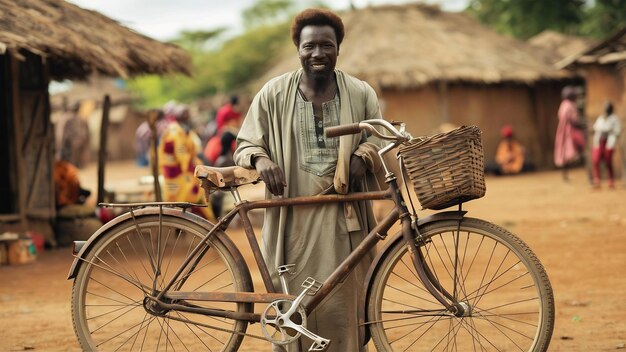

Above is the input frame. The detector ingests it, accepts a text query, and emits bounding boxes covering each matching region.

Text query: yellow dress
[158,122,214,220]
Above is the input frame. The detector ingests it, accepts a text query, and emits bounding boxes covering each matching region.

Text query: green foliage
[580,0,626,38]
[467,0,586,39]
[242,0,295,29]
[128,0,299,108]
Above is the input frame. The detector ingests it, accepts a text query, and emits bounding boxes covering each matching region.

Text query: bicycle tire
[367,217,554,351]
[71,212,252,351]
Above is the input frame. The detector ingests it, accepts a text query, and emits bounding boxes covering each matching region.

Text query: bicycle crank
[260,277,330,351]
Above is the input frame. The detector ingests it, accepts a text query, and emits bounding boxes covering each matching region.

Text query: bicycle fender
[67,208,229,280]
[359,210,466,346]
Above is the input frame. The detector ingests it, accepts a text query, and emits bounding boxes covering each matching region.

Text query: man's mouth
[311,63,327,70]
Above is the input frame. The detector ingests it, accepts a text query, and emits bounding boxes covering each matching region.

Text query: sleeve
[234,87,272,169]
[607,116,622,149]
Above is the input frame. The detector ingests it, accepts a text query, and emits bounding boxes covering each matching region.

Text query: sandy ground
[1,161,625,351]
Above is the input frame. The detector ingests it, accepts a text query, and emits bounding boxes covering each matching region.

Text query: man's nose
[311,46,323,57]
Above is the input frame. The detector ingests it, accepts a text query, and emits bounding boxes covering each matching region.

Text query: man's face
[298,25,338,78]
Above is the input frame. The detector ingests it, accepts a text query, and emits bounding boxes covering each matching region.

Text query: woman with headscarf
[158,103,214,220]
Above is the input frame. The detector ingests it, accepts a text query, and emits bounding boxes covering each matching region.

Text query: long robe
[234,69,383,351]
[554,99,584,167]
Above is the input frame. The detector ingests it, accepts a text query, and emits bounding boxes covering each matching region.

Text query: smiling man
[235,8,383,352]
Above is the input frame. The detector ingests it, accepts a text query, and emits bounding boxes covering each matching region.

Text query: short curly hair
[291,8,344,47]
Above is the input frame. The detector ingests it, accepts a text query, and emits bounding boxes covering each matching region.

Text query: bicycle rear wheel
[367,217,554,351]
[71,212,251,351]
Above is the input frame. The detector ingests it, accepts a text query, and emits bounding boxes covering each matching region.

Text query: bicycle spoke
[368,219,553,351]
[73,214,249,351]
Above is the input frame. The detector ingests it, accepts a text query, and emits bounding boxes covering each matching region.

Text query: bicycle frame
[151,172,457,324]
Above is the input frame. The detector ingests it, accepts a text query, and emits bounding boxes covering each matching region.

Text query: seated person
[54,158,91,209]
[486,125,534,175]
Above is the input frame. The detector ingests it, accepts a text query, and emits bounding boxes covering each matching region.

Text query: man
[235,8,383,352]
[158,104,214,220]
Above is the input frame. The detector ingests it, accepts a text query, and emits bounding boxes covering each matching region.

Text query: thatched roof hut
[259,3,570,90]
[558,26,626,178]
[0,0,190,80]
[0,0,190,246]
[529,30,596,66]
[256,3,577,170]
[559,26,626,118]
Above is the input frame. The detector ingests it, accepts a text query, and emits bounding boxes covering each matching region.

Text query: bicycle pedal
[301,277,322,296]
[309,338,330,351]
[277,264,296,276]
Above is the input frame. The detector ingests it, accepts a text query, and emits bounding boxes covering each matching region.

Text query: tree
[581,0,626,38]
[242,0,295,29]
[467,0,586,39]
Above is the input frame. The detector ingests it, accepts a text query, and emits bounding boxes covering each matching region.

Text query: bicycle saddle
[194,165,260,189]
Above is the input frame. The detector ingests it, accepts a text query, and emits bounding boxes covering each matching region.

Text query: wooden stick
[147,110,162,201]
[97,95,111,204]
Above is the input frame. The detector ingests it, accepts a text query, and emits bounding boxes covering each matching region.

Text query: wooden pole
[148,110,162,201]
[97,95,111,204]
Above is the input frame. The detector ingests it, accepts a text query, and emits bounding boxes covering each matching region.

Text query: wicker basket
[398,125,486,210]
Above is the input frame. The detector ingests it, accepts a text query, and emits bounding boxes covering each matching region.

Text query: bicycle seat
[194,165,260,189]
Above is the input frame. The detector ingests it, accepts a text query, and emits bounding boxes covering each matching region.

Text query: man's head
[229,95,239,106]
[291,9,344,78]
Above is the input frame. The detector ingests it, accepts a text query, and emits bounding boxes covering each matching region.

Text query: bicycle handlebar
[324,123,362,138]
[324,119,411,142]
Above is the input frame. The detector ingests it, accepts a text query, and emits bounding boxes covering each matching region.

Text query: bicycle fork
[389,182,469,317]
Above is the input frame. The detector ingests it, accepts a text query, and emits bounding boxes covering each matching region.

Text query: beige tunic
[235,69,383,351]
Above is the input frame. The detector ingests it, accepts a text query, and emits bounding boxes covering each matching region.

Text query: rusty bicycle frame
[137,120,461,330]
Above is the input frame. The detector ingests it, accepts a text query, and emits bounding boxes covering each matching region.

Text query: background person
[235,8,384,351]
[486,125,534,175]
[158,103,214,220]
[554,86,585,181]
[591,101,621,188]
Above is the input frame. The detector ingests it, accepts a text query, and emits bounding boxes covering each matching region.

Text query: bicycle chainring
[260,299,307,345]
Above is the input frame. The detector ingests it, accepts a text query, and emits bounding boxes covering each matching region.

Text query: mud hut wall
[530,82,566,168]
[582,65,626,119]
[581,64,626,178]
[381,84,553,168]
[0,52,55,243]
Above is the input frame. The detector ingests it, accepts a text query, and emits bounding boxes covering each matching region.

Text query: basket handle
[325,123,362,138]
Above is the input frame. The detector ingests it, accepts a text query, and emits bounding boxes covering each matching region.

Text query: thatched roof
[257,3,570,90]
[557,26,626,69]
[0,0,191,80]
[528,30,596,66]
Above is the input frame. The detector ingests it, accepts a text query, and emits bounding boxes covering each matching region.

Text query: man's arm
[234,88,286,196]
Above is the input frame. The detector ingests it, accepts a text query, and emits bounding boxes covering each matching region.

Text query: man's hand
[349,154,367,190]
[254,156,286,196]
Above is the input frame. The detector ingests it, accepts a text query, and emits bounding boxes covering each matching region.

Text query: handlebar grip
[325,123,362,138]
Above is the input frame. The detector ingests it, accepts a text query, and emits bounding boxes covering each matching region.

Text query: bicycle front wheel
[367,217,554,351]
[71,212,252,351]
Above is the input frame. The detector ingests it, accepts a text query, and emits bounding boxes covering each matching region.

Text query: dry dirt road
[1,163,625,351]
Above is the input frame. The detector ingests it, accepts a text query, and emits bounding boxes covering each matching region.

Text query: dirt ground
[1,161,625,351]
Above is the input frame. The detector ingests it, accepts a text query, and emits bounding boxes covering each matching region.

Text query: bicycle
[68,120,554,351]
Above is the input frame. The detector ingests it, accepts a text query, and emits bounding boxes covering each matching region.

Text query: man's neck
[300,72,336,101]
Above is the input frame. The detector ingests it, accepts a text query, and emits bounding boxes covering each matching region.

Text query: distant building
[0,0,190,245]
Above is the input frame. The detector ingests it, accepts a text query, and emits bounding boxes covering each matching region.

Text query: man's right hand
[253,156,286,196]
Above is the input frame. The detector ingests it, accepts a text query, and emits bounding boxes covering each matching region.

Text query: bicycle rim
[72,214,249,351]
[368,218,554,351]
